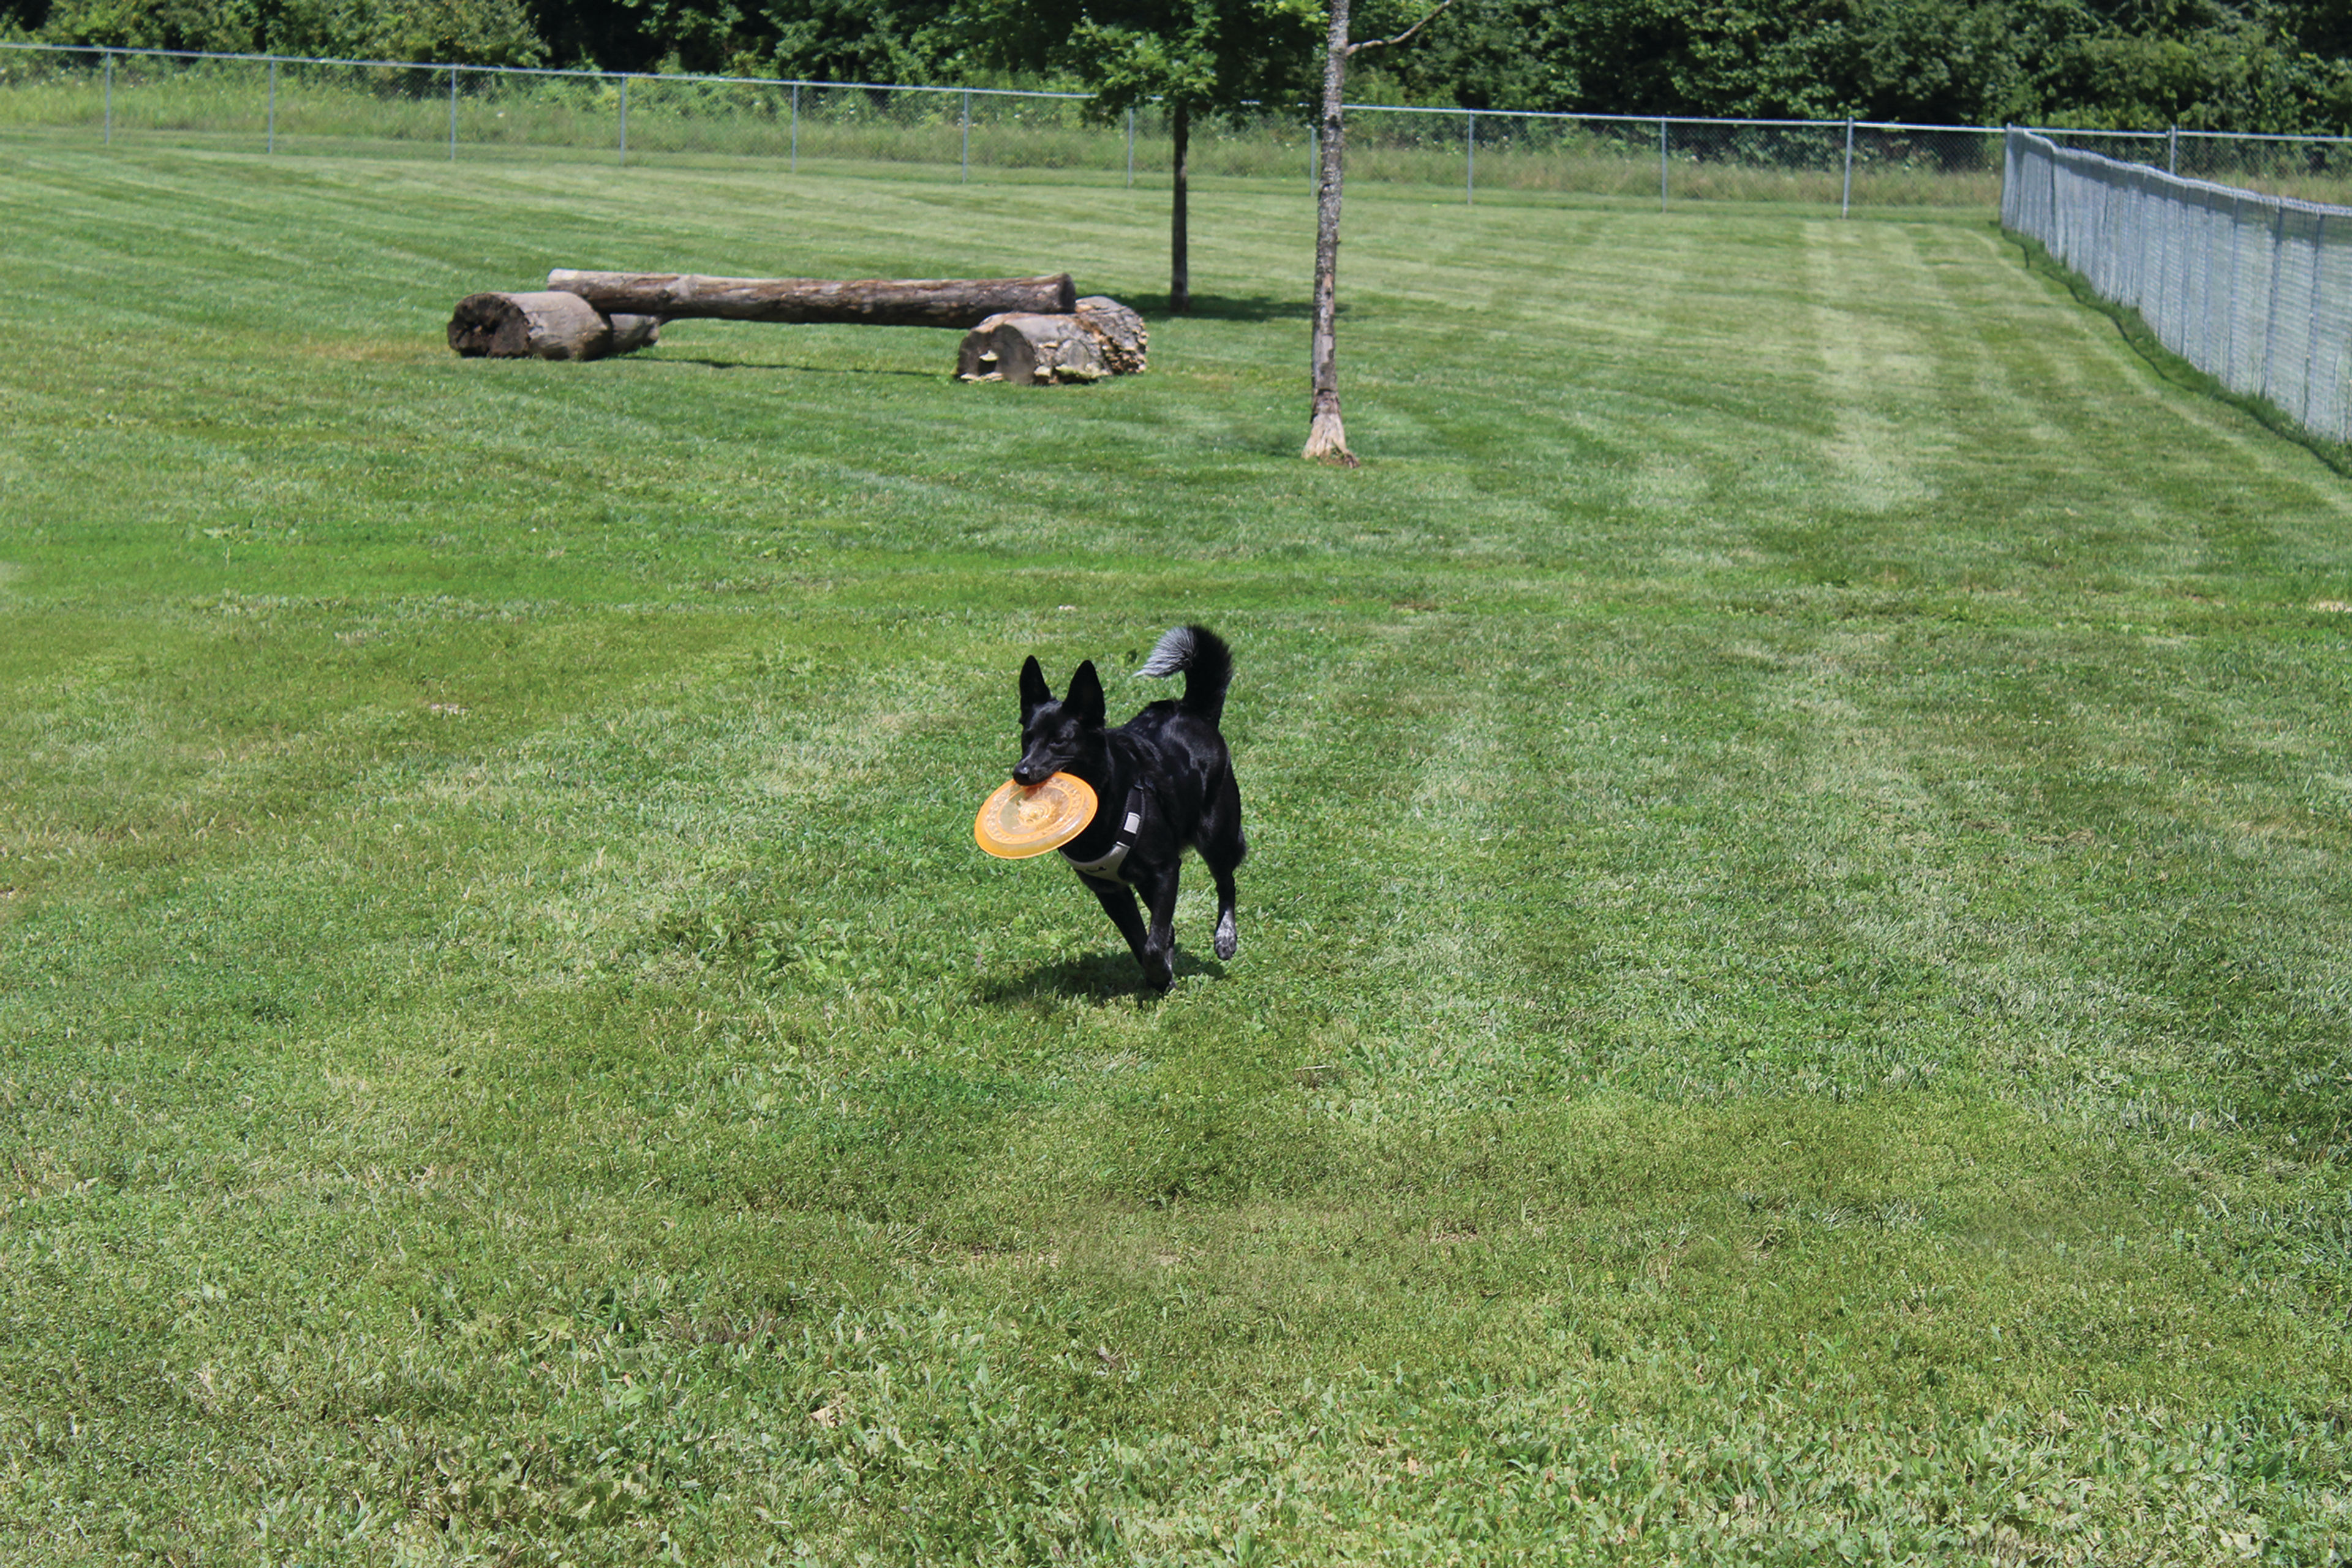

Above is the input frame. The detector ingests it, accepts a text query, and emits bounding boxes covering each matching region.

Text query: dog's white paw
[1214,911,1237,962]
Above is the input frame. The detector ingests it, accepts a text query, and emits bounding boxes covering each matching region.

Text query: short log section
[957,296,1148,384]
[957,314,1106,383]
[447,291,660,361]
[546,270,1076,329]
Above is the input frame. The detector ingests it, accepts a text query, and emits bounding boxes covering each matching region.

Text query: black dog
[1012,625,1247,992]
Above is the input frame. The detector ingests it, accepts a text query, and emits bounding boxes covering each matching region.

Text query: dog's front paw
[1141,953,1175,992]
[1214,910,1237,962]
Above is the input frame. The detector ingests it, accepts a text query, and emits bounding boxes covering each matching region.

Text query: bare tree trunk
[1303,0,1357,464]
[1170,100,1191,315]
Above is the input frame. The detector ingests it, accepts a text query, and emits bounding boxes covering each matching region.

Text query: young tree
[954,0,1325,312]
[1304,0,1451,463]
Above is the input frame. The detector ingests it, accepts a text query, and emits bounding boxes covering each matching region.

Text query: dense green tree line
[5,0,2349,130]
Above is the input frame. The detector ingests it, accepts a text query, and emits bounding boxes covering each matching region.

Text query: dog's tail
[1137,625,1234,724]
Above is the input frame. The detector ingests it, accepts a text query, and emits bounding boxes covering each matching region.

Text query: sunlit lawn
[2,142,2349,1562]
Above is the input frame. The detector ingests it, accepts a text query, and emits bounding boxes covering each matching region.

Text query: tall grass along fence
[12,42,2352,211]
[2003,127,2352,445]
[5,40,2329,213]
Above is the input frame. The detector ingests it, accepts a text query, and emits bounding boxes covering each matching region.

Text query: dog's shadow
[979,949,1229,1006]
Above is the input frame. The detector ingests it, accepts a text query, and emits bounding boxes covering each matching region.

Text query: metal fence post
[1466,111,1476,204]
[1659,117,1668,211]
[2168,125,2178,176]
[267,57,277,154]
[103,51,113,146]
[2305,212,2328,428]
[961,87,971,182]
[2045,129,2059,249]
[790,83,799,172]
[1308,121,1316,187]
[1127,107,1136,187]
[2263,201,2288,409]
[448,66,459,161]
[618,74,628,165]
[1842,118,1854,217]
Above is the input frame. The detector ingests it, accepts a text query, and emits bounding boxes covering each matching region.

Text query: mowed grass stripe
[1938,231,2352,595]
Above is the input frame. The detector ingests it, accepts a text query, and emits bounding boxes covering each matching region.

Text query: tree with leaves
[952,0,1325,312]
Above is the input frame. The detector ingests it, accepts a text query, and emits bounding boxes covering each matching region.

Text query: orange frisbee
[974,773,1099,859]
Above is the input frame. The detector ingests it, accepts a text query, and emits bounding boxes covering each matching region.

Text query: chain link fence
[12,42,2352,215]
[2003,128,2352,443]
[0,42,2043,211]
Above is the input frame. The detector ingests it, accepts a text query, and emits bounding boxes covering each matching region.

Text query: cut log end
[448,292,659,361]
[1074,297,1147,375]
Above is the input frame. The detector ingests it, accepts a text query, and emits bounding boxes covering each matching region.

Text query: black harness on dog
[1060,784,1150,885]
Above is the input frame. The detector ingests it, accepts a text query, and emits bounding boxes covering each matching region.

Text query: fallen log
[548,270,1076,329]
[447,291,660,361]
[956,296,1148,384]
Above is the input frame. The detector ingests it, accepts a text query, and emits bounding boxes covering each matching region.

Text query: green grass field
[3,143,2350,1564]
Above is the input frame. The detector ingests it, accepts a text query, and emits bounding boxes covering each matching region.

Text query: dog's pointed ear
[1066,660,1106,726]
[1019,655,1051,722]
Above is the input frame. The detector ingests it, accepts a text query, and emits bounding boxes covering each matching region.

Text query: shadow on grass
[652,356,946,379]
[1131,293,1319,323]
[979,949,1229,1005]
